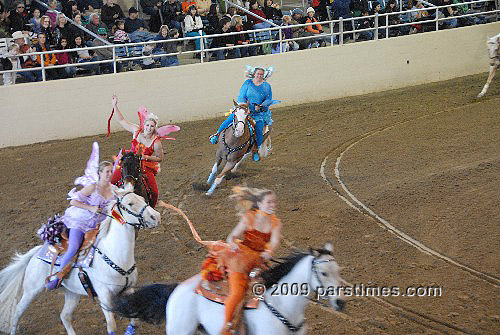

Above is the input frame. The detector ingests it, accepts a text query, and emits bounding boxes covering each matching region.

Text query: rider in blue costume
[209,66,279,162]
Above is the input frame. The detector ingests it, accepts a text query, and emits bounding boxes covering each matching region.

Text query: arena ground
[0,73,498,334]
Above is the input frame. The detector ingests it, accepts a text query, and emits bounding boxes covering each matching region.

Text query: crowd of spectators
[0,0,494,85]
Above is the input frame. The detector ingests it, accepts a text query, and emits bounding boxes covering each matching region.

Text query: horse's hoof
[124,324,136,335]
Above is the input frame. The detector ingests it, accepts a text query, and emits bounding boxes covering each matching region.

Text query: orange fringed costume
[221,209,281,333]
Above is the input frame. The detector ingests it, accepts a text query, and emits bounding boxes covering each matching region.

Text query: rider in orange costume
[220,187,282,334]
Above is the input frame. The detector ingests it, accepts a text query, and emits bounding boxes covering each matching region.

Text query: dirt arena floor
[0,73,498,335]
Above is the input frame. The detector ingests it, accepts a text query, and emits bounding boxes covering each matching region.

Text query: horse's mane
[261,248,333,289]
[98,201,116,237]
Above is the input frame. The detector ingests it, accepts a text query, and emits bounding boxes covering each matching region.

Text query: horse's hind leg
[60,289,80,335]
[478,65,496,97]
[231,153,250,173]
[9,260,46,335]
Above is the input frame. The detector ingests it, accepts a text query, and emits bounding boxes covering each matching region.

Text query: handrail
[0,0,497,80]
[224,0,279,27]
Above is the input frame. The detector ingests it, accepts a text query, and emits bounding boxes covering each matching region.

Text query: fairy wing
[68,142,99,199]
[157,125,180,140]
[137,106,149,133]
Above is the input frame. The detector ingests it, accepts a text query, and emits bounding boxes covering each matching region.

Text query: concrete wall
[0,23,498,148]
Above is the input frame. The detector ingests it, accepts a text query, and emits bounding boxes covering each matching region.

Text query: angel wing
[68,142,99,199]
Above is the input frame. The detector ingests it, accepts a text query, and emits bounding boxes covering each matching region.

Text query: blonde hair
[98,161,112,173]
[231,186,275,214]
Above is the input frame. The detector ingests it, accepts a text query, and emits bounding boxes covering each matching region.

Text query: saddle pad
[36,242,96,269]
[195,280,260,309]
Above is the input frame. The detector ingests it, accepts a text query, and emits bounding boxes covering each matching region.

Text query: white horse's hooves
[205,191,213,196]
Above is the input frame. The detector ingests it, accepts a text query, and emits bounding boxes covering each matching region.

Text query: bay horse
[0,183,161,335]
[112,243,345,335]
[206,101,255,196]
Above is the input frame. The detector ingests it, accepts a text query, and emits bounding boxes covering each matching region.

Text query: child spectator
[113,19,130,43]
[29,8,42,34]
[55,36,76,78]
[281,15,299,51]
[141,43,155,69]
[305,7,326,47]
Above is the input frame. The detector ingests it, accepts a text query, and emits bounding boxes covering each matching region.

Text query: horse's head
[310,242,346,312]
[120,152,141,183]
[232,100,250,138]
[112,182,161,229]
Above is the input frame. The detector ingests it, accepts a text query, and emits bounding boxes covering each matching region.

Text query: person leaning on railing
[290,8,315,49]
[430,0,459,28]
[73,34,100,75]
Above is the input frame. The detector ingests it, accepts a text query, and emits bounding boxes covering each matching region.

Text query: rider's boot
[45,261,74,290]
[209,133,220,144]
[252,147,260,162]
[46,228,84,291]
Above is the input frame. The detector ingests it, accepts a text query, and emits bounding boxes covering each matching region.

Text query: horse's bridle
[231,106,248,137]
[221,107,253,159]
[263,255,337,332]
[115,192,151,229]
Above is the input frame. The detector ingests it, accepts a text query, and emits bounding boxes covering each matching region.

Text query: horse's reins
[99,192,150,229]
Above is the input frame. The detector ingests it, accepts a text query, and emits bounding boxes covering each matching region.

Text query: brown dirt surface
[0,73,498,335]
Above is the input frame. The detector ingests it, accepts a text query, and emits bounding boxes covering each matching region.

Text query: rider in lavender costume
[209,66,280,162]
[46,142,115,290]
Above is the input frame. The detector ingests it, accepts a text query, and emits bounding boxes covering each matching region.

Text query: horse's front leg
[99,292,118,335]
[206,161,236,196]
[478,65,496,97]
[60,289,81,335]
[207,157,221,185]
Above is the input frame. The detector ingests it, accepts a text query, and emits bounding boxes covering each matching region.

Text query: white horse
[478,33,499,98]
[112,243,346,335]
[0,183,161,335]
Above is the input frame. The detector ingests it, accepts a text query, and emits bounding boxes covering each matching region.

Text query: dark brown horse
[206,101,254,195]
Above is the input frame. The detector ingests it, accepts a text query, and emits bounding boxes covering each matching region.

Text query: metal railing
[0,0,497,83]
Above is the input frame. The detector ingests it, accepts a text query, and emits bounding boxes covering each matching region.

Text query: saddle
[195,277,261,310]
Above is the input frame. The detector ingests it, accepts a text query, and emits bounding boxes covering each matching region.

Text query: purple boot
[45,228,84,291]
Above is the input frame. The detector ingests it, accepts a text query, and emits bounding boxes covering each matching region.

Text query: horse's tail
[112,283,178,324]
[0,245,42,332]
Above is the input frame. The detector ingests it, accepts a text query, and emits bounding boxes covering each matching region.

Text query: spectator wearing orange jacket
[305,7,326,47]
[33,32,64,80]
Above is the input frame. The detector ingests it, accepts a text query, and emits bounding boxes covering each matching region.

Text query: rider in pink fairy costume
[46,142,115,290]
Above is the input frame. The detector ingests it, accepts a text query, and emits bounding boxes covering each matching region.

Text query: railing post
[41,51,46,81]
[435,8,439,31]
[339,17,344,45]
[112,46,117,74]
[200,33,205,63]
[279,28,283,54]
[330,21,334,45]
[374,13,379,40]
[385,14,389,38]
